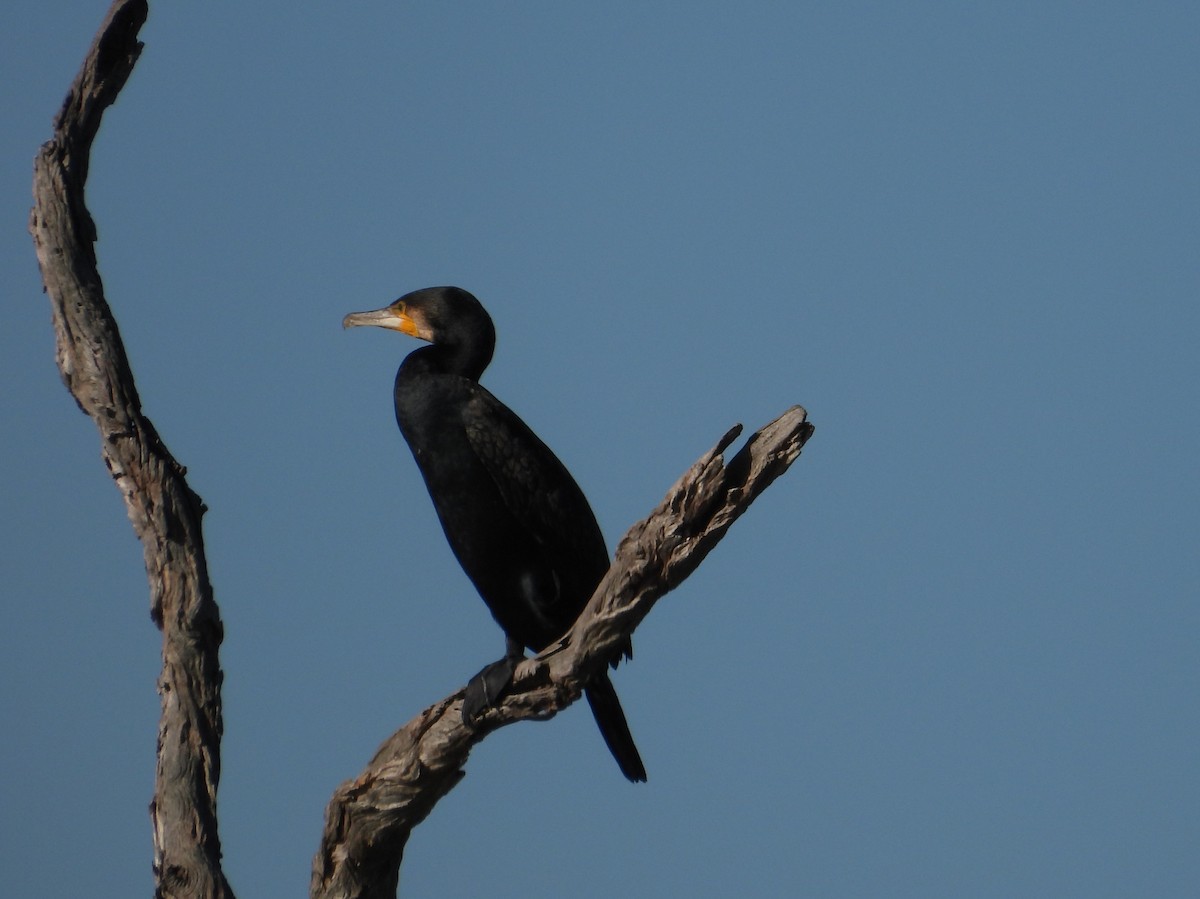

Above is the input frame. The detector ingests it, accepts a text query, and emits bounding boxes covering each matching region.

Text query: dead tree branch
[31,5,814,899]
[29,2,234,898]
[310,406,814,899]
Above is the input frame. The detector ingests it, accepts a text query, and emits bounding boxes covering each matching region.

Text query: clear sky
[4,3,1198,897]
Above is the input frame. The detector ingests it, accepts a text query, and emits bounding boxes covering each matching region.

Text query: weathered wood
[29,2,234,898]
[310,406,814,899]
[31,6,815,898]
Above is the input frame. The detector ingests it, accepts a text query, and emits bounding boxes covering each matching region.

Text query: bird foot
[462,656,518,726]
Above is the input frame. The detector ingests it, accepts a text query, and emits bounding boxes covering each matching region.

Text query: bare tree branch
[31,6,814,899]
[310,406,815,899]
[29,2,234,897]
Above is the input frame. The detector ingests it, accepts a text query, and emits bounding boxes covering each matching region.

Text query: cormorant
[343,286,646,782]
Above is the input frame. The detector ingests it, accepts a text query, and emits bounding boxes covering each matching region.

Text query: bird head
[343,286,496,378]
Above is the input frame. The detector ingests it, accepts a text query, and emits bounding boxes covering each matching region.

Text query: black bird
[343,286,646,782]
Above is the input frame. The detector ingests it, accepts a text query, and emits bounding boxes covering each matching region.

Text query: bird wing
[464,383,629,660]
[462,386,606,575]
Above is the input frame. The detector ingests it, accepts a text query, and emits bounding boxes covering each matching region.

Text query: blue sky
[4,3,1198,897]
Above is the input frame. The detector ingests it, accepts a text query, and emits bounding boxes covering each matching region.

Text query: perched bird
[343,286,646,782]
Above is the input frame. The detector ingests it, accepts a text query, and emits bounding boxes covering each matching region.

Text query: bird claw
[462,656,518,726]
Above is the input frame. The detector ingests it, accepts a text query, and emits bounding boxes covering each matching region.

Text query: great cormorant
[343,286,646,782]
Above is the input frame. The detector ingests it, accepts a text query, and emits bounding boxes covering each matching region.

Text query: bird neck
[400,342,491,382]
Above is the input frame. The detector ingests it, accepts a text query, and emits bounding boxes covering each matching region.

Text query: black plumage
[343,286,646,782]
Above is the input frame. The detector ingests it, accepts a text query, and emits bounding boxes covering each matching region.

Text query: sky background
[3,2,1198,897]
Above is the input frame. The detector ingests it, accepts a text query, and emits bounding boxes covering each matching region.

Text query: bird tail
[585,673,647,783]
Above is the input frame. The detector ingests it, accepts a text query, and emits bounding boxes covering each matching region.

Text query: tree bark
[29,2,234,898]
[31,5,814,899]
[310,407,814,899]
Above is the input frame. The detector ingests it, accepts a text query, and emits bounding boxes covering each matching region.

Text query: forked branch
[30,5,815,899]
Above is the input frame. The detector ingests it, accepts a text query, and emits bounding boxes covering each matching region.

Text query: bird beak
[342,306,427,340]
